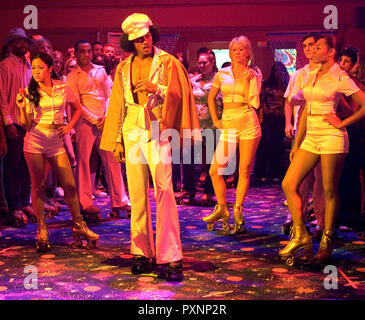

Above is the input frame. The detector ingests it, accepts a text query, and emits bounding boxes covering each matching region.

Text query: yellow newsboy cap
[122,13,152,41]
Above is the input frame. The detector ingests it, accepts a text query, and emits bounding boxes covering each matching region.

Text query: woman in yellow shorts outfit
[17,52,99,252]
[202,35,261,233]
[280,35,365,266]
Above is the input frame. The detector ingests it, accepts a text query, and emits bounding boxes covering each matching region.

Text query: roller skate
[279,224,314,267]
[81,205,101,222]
[36,221,51,252]
[131,255,153,274]
[5,210,28,228]
[175,190,196,205]
[202,204,230,232]
[110,203,131,219]
[71,217,99,249]
[44,200,59,219]
[315,230,334,265]
[47,197,62,211]
[232,203,246,234]
[22,206,38,224]
[165,260,183,282]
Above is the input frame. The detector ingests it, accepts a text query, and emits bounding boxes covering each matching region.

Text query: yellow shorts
[24,124,66,157]
[219,107,261,143]
[300,115,349,154]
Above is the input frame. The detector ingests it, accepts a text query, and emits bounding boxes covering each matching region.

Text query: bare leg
[279,149,320,260]
[235,137,260,205]
[209,139,237,205]
[320,154,346,232]
[282,149,320,226]
[24,152,46,223]
[47,153,81,220]
[47,152,99,248]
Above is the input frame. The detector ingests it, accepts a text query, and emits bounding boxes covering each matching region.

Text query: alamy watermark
[23,5,38,30]
[23,265,38,290]
[323,5,338,30]
[123,123,238,175]
[323,265,338,290]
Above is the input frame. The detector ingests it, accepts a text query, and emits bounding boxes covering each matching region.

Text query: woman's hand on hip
[57,124,72,138]
[324,112,343,129]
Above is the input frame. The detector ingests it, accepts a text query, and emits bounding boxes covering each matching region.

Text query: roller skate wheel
[72,240,82,249]
[222,223,230,232]
[235,226,246,234]
[286,257,294,267]
[36,242,51,252]
[207,223,214,231]
[86,241,97,249]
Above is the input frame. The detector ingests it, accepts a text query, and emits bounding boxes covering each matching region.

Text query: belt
[34,123,63,129]
[126,103,163,141]
[223,104,251,110]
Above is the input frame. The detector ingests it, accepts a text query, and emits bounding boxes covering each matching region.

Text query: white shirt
[284,64,320,130]
[33,83,77,125]
[303,63,359,115]
[66,63,110,123]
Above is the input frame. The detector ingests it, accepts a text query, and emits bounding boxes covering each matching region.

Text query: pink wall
[1,0,364,78]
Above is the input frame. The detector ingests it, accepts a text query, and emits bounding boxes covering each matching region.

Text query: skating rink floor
[0,183,365,301]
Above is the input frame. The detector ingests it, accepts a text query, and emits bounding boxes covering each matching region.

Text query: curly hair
[119,25,160,53]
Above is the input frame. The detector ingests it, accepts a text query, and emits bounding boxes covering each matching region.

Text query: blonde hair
[229,35,253,64]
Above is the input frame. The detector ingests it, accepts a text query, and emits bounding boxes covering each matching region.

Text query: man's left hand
[96,117,105,131]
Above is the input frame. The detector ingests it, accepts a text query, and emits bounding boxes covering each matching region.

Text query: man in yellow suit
[100,13,201,281]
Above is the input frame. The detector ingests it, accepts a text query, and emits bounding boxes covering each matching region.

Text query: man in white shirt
[283,33,325,238]
[67,40,130,221]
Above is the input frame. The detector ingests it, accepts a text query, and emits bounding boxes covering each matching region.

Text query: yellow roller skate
[202,204,230,232]
[279,224,313,267]
[72,217,99,249]
[315,230,334,265]
[233,203,246,234]
[36,221,51,252]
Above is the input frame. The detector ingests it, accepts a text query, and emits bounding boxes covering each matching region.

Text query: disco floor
[0,184,365,300]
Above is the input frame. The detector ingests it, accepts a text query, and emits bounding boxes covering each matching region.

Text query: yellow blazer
[100,47,201,152]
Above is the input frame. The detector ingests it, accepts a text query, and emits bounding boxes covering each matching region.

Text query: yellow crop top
[212,66,261,109]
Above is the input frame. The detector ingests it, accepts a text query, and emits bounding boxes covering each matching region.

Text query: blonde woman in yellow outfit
[202,36,261,233]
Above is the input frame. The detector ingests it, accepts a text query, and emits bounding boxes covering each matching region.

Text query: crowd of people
[1,12,365,279]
